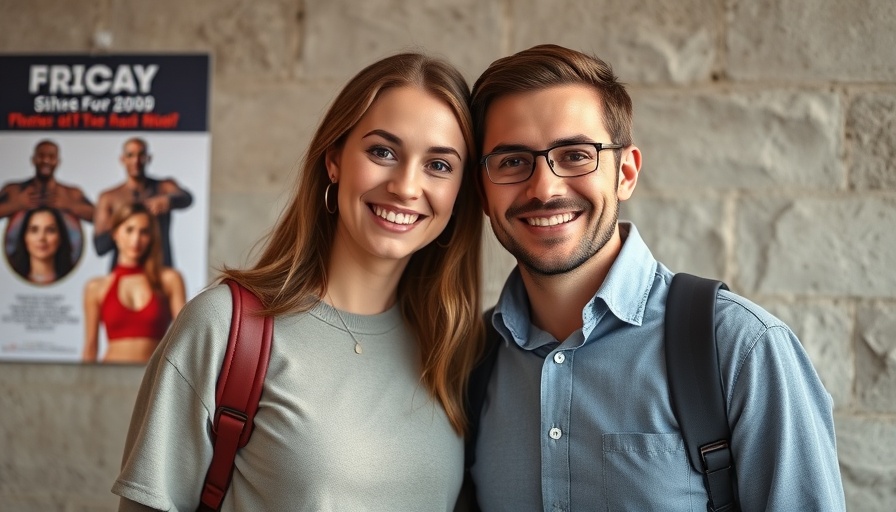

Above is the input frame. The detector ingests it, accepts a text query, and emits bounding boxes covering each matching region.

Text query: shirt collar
[589,222,656,328]
[491,222,657,349]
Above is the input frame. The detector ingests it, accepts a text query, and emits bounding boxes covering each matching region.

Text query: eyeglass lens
[486,144,600,183]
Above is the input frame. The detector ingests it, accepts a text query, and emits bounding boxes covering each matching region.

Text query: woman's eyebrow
[362,129,402,145]
[364,129,462,160]
[429,146,462,160]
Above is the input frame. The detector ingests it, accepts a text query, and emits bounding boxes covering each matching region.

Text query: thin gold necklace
[327,293,363,355]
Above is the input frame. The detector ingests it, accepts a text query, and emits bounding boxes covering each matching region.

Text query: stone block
[836,415,896,512]
[512,0,723,84]
[729,0,896,82]
[107,0,302,80]
[621,195,727,279]
[737,196,896,297]
[303,0,503,83]
[855,302,896,413]
[208,191,289,272]
[632,89,843,191]
[764,300,853,409]
[846,91,896,190]
[210,82,336,195]
[0,364,143,507]
[0,0,99,52]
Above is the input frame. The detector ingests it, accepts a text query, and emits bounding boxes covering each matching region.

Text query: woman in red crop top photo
[82,202,186,363]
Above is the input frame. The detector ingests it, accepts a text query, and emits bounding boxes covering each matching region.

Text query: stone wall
[1,0,893,510]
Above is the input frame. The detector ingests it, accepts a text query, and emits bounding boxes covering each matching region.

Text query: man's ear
[617,145,642,202]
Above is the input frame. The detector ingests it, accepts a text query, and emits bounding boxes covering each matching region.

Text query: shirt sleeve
[112,286,231,512]
[718,297,846,511]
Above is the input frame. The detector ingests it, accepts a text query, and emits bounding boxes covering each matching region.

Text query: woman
[9,206,74,284]
[113,53,483,511]
[82,202,186,363]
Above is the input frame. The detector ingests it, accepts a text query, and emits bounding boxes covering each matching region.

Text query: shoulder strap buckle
[211,406,249,437]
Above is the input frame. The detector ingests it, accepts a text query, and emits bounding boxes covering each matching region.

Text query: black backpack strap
[459,307,501,512]
[198,280,273,512]
[665,273,738,512]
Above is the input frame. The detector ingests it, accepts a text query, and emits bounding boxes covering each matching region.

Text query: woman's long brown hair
[222,53,483,435]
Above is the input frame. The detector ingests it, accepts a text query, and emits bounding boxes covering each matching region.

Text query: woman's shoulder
[84,273,114,300]
[175,283,232,323]
[159,266,185,285]
[156,284,233,373]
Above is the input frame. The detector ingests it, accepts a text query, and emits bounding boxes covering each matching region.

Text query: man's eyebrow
[549,134,595,146]
[487,135,596,153]
[488,143,530,153]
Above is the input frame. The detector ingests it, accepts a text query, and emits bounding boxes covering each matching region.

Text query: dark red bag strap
[198,280,273,512]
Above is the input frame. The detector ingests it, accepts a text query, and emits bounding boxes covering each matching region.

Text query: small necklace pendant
[354,342,363,355]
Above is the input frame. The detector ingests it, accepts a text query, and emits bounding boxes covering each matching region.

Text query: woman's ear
[324,146,341,182]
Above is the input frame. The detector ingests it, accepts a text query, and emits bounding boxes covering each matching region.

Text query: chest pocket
[602,432,702,511]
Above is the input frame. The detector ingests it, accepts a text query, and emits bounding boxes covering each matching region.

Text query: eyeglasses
[481,142,624,185]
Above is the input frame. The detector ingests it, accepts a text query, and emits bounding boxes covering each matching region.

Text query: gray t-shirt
[113,284,463,511]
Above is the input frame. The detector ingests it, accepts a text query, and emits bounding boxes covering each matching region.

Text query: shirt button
[549,427,562,440]
[553,352,565,364]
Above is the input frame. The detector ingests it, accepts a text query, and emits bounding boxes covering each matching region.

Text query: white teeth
[374,205,418,225]
[526,213,574,227]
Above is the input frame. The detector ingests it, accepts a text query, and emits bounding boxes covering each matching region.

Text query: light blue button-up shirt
[472,223,845,511]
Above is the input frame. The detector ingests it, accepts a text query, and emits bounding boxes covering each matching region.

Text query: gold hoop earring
[324,182,338,214]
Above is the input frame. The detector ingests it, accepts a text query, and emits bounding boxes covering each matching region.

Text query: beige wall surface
[1,0,894,510]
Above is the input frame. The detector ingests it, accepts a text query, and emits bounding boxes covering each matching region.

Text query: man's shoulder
[1,177,34,190]
[659,269,787,334]
[149,175,186,189]
[710,288,800,373]
[97,181,129,199]
[715,289,787,332]
[53,180,88,195]
[659,271,793,351]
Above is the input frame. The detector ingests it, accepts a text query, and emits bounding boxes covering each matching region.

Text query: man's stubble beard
[491,196,619,277]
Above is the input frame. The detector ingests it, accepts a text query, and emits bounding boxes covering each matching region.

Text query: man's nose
[525,155,566,202]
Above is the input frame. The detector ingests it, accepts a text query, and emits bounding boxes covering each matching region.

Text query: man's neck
[518,225,624,341]
[32,174,55,187]
[126,175,147,189]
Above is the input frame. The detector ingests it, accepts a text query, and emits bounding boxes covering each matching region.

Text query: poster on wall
[0,54,210,364]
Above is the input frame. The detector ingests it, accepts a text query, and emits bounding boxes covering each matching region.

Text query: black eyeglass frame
[480,142,625,185]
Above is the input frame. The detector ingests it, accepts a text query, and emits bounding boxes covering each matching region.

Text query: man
[468,45,845,511]
[0,139,95,221]
[94,137,193,267]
